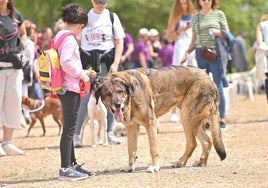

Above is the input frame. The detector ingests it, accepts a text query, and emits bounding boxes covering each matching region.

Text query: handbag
[198,13,217,62]
[201,47,217,62]
[1,27,27,69]
[5,39,27,69]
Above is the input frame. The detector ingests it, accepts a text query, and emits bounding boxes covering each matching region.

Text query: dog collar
[22,100,45,113]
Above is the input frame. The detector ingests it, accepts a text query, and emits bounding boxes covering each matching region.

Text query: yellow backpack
[37,32,73,92]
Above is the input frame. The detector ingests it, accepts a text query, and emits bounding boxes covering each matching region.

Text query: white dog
[87,91,108,148]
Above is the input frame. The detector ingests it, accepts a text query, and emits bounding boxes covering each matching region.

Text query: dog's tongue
[114,109,124,122]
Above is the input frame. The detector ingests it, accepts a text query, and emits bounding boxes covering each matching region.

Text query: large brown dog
[95,66,226,173]
[22,96,62,137]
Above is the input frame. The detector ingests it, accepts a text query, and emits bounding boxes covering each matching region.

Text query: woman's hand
[209,28,221,37]
[176,23,191,35]
[180,52,189,65]
[87,70,97,78]
[109,62,119,73]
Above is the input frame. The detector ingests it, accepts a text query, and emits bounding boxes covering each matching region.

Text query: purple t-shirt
[134,40,150,63]
[122,33,133,61]
[158,44,174,67]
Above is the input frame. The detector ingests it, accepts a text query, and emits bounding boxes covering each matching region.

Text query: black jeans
[58,91,80,168]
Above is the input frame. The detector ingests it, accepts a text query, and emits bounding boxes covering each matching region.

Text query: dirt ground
[0,94,268,188]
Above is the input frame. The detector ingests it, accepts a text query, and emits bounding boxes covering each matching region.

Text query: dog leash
[22,99,45,113]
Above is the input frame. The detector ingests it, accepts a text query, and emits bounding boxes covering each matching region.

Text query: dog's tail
[209,110,226,161]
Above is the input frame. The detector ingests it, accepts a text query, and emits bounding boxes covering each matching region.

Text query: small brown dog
[22,96,62,137]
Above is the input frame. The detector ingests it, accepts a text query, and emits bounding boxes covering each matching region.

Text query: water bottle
[79,80,91,98]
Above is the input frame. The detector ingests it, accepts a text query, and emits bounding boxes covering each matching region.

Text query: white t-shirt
[79,9,125,51]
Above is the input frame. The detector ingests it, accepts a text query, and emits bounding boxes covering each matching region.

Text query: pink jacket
[54,30,88,94]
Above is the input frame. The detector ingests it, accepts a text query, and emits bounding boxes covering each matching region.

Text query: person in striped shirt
[182,0,230,130]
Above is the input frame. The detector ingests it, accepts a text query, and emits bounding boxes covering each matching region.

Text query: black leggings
[58,91,80,168]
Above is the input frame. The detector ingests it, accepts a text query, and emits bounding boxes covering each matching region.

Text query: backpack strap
[109,10,114,35]
[52,32,75,50]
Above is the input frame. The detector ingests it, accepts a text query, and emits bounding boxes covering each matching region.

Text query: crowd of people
[1,0,268,182]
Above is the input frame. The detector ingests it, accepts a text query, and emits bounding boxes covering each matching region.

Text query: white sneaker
[73,134,82,148]
[107,132,121,144]
[0,146,6,157]
[170,113,179,122]
[2,143,24,155]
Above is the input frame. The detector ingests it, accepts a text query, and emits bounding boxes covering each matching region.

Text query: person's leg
[170,108,179,122]
[22,84,31,124]
[74,94,90,135]
[196,48,226,130]
[34,82,44,100]
[2,69,24,155]
[209,58,227,130]
[3,126,13,141]
[265,73,268,102]
[58,91,80,168]
[73,93,90,147]
[58,91,94,180]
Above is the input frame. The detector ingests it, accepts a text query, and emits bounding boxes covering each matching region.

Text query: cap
[149,28,159,36]
[94,0,108,3]
[139,28,149,36]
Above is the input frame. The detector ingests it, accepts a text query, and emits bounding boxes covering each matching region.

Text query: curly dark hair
[61,3,88,26]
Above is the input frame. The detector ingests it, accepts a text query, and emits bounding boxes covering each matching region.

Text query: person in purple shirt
[132,28,151,68]
[120,30,134,70]
[158,33,174,67]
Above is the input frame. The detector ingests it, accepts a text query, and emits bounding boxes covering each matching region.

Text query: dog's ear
[94,86,101,105]
[26,98,32,106]
[125,83,134,97]
[22,96,26,104]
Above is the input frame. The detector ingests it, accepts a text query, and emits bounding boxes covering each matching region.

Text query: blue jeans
[75,63,115,135]
[195,48,226,119]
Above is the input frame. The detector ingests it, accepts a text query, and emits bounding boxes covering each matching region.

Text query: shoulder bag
[1,27,27,69]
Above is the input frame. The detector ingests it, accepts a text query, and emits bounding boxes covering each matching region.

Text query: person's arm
[210,24,230,39]
[121,42,134,63]
[19,22,27,47]
[138,52,147,68]
[256,24,263,46]
[110,38,124,72]
[147,40,158,58]
[167,23,191,43]
[181,31,196,64]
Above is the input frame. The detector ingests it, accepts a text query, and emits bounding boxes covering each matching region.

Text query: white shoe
[107,132,121,144]
[170,113,179,122]
[73,134,82,148]
[0,146,6,157]
[2,143,24,155]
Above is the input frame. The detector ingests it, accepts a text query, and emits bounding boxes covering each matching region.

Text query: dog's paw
[120,165,135,173]
[103,143,109,147]
[170,160,185,168]
[89,144,96,148]
[147,165,160,173]
[193,160,207,167]
[98,139,104,145]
